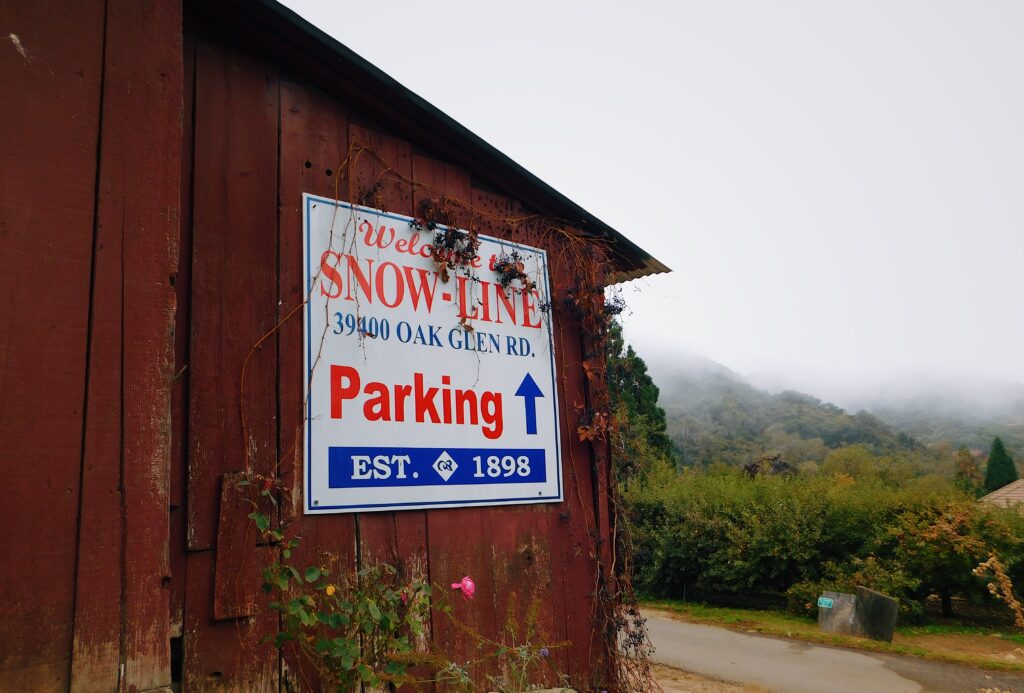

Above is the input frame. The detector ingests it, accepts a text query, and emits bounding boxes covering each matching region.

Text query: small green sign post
[817,596,834,609]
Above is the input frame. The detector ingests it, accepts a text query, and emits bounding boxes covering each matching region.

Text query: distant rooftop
[978,479,1024,507]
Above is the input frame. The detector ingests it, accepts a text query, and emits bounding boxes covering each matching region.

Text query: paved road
[644,609,1024,692]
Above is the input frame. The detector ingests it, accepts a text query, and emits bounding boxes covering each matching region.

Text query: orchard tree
[984,437,1017,492]
[954,447,983,496]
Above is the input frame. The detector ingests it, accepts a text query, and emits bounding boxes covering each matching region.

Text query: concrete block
[817,591,860,637]
[855,586,899,643]
[817,587,899,643]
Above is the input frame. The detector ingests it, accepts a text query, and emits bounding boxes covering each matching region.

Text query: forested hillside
[649,358,918,470]
[611,334,1024,623]
[870,402,1024,457]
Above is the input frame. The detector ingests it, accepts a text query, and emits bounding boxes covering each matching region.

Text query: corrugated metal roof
[189,0,669,283]
[978,479,1024,507]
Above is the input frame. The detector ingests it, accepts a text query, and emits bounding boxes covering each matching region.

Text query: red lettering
[403,266,438,312]
[326,365,502,437]
[319,250,343,299]
[441,374,452,424]
[405,232,433,259]
[360,219,395,249]
[495,287,517,325]
[413,372,440,423]
[522,289,542,329]
[455,390,478,425]
[480,392,503,439]
[456,275,479,320]
[376,262,405,308]
[330,365,360,418]
[363,382,391,421]
[393,384,411,422]
[480,280,494,322]
[344,255,374,302]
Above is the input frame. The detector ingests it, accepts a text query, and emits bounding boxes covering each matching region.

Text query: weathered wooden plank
[278,80,353,524]
[276,80,364,687]
[169,22,199,643]
[472,190,565,684]
[348,122,414,215]
[169,505,188,640]
[183,550,279,692]
[426,507,498,681]
[188,41,279,550]
[500,199,590,682]
[69,26,128,692]
[490,505,557,647]
[89,2,184,689]
[171,9,197,520]
[545,233,605,684]
[213,473,260,619]
[278,81,360,691]
[509,202,574,660]
[0,1,105,689]
[69,236,123,693]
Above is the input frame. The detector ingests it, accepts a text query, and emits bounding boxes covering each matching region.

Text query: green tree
[820,445,914,485]
[985,437,1018,492]
[954,447,983,496]
[606,322,674,464]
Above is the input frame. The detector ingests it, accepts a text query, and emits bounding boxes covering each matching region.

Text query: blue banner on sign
[328,447,547,489]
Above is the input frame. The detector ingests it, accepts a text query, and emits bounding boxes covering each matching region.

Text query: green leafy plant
[248,499,574,691]
[243,486,434,692]
[262,557,433,690]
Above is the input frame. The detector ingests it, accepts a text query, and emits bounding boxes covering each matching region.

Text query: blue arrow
[514,373,544,435]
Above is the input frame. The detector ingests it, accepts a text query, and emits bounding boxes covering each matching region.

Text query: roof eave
[191,0,669,282]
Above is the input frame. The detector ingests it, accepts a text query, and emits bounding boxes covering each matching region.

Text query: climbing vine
[236,138,656,692]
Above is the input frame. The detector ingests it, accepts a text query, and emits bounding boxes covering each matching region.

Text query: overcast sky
[281,0,1024,395]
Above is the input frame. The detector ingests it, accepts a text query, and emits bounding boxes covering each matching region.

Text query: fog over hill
[745,369,1024,420]
[645,350,1024,464]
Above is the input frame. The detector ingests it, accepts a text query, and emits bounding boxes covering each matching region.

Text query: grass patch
[898,622,1024,644]
[643,598,1024,672]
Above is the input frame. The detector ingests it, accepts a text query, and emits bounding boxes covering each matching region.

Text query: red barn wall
[0,2,616,690]
[1,1,180,690]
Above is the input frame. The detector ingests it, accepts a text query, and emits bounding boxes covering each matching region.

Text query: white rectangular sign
[303,195,562,513]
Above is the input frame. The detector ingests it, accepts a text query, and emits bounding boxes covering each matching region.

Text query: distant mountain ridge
[647,356,915,468]
[647,353,1024,468]
[841,374,1024,453]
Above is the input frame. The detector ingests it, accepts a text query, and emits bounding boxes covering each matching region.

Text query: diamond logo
[432,452,458,482]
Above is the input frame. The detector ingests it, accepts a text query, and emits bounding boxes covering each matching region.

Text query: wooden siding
[1,3,616,689]
[1,1,180,690]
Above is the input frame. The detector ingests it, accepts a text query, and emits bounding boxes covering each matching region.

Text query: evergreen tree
[984,437,1018,492]
[606,322,676,472]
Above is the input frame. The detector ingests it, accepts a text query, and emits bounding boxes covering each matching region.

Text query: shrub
[786,557,923,621]
[625,465,1024,621]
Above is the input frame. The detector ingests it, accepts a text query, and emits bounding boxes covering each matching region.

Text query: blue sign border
[304,195,563,513]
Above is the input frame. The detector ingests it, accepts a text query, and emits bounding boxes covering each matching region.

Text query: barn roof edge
[194,0,670,282]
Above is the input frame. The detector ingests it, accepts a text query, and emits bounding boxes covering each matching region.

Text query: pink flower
[451,575,476,599]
